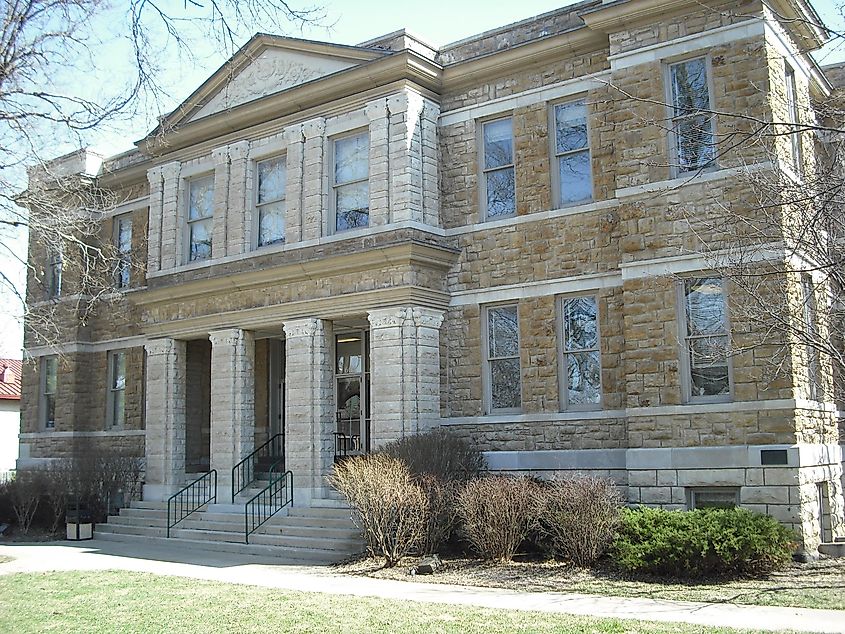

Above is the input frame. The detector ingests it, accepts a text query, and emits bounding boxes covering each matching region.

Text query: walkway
[0,539,842,633]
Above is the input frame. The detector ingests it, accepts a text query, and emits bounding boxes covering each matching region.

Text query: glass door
[335,330,370,459]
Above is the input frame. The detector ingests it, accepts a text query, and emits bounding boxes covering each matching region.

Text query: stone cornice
[134,240,459,308]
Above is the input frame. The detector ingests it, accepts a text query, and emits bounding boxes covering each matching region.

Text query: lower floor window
[687,487,739,510]
[559,295,601,408]
[484,304,521,412]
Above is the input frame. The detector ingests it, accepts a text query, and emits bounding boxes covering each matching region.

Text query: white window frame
[677,276,734,403]
[184,173,214,263]
[550,98,593,208]
[106,350,127,429]
[254,154,286,248]
[46,249,62,299]
[479,116,516,221]
[482,303,522,414]
[666,55,717,175]
[330,129,369,234]
[114,214,132,289]
[40,356,57,430]
[785,64,803,176]
[557,294,602,410]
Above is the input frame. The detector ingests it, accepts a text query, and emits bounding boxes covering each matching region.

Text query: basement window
[687,487,739,510]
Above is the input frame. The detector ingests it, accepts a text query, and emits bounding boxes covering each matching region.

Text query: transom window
[680,278,731,401]
[484,304,521,411]
[187,174,214,262]
[115,215,132,288]
[669,57,715,173]
[107,351,126,429]
[559,295,601,408]
[41,356,57,429]
[553,101,592,206]
[256,156,286,247]
[333,131,369,232]
[481,117,516,219]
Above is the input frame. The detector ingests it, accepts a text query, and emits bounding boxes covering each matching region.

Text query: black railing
[333,432,361,463]
[166,470,217,538]
[232,433,283,503]
[244,463,293,543]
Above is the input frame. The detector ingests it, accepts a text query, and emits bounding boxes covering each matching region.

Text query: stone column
[301,117,326,241]
[420,98,441,227]
[368,307,444,447]
[158,161,182,270]
[225,140,251,255]
[146,166,164,274]
[283,123,305,244]
[143,338,187,501]
[365,97,390,226]
[282,318,334,503]
[209,328,255,495]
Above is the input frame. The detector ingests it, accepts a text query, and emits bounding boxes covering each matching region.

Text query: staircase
[94,497,364,564]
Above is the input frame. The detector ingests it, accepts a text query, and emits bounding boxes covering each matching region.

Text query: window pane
[112,389,125,428]
[112,353,126,391]
[691,364,730,397]
[189,219,212,261]
[563,296,598,351]
[258,157,286,203]
[335,133,369,184]
[45,395,55,428]
[336,336,363,375]
[692,489,737,509]
[689,336,728,367]
[485,168,515,218]
[491,358,521,409]
[45,358,57,394]
[671,58,710,116]
[337,376,362,418]
[117,218,132,252]
[555,102,588,153]
[489,306,519,358]
[685,278,726,335]
[258,201,285,246]
[483,118,513,168]
[567,350,601,405]
[188,175,214,220]
[676,115,715,170]
[558,151,592,204]
[336,182,369,231]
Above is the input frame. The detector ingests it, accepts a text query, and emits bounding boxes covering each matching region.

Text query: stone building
[19,0,845,553]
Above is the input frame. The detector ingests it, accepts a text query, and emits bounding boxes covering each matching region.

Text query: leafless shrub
[8,471,44,535]
[380,429,486,482]
[329,454,428,567]
[532,476,624,567]
[43,460,74,534]
[417,475,456,555]
[456,476,538,561]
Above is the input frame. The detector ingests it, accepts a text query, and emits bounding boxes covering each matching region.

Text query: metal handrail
[166,470,217,538]
[244,464,293,544]
[231,433,283,503]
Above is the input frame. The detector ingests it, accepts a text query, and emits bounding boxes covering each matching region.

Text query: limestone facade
[19,0,845,552]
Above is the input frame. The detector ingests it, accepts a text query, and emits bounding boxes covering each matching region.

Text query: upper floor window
[553,101,592,206]
[679,277,731,401]
[46,249,62,298]
[107,350,126,429]
[801,274,822,400]
[187,174,214,262]
[669,57,715,173]
[481,117,516,219]
[114,215,132,288]
[559,295,601,408]
[256,156,286,247]
[333,131,369,232]
[41,356,57,429]
[484,304,521,412]
[785,65,802,175]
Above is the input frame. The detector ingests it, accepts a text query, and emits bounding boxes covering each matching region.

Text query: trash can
[66,506,93,541]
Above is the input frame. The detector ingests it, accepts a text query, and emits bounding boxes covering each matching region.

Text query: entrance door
[335,330,370,458]
[268,339,285,464]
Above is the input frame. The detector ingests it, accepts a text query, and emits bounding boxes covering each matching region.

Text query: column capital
[412,307,444,329]
[146,165,163,183]
[301,117,326,140]
[283,317,323,339]
[211,145,229,164]
[159,161,181,181]
[208,327,249,348]
[227,139,251,160]
[367,307,409,329]
[145,337,177,357]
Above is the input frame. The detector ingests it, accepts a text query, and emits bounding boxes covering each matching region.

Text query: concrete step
[287,506,352,519]
[92,532,352,564]
[819,542,845,558]
[834,536,845,543]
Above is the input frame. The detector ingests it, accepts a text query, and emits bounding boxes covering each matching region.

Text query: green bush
[379,429,486,482]
[610,507,795,578]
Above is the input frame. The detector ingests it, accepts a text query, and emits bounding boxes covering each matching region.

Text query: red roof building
[0,359,21,401]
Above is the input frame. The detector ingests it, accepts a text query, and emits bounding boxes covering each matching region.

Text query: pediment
[159,35,388,130]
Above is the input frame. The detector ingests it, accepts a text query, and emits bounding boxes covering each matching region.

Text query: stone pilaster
[146,166,164,274]
[211,145,230,259]
[282,318,334,502]
[387,91,425,224]
[368,306,444,447]
[420,98,441,226]
[143,338,187,500]
[301,118,326,241]
[209,328,255,494]
[283,124,305,244]
[365,98,390,226]
[225,140,251,255]
[158,161,182,270]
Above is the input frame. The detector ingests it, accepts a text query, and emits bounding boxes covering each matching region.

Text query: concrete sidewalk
[0,538,842,633]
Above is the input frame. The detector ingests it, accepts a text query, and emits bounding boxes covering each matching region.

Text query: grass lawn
[0,570,770,634]
[338,557,845,611]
